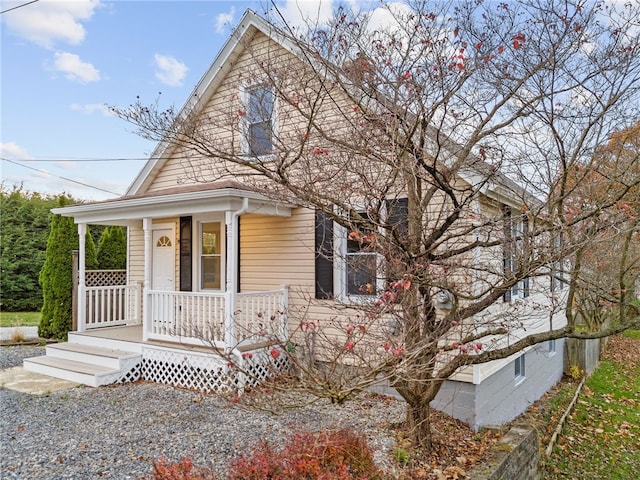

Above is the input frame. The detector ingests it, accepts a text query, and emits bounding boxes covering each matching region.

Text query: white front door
[152,228,174,290]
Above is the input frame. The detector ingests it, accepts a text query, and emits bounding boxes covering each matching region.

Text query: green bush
[38,197,97,339]
[0,186,58,311]
[97,225,126,270]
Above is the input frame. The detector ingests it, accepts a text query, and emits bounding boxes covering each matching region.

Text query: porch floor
[76,325,143,342]
[73,325,227,354]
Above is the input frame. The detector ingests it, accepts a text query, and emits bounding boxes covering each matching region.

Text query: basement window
[514,354,526,384]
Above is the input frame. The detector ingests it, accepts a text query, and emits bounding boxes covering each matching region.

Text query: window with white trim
[514,354,526,383]
[504,207,530,301]
[334,213,382,301]
[323,199,407,303]
[548,339,557,356]
[245,85,274,156]
[346,230,378,296]
[200,222,222,290]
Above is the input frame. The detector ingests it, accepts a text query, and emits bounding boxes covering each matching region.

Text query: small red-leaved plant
[227,428,381,480]
[144,457,218,480]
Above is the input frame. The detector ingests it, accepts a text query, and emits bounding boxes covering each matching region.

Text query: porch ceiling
[52,184,293,226]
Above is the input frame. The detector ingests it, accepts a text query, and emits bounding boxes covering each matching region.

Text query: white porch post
[77,223,86,332]
[224,210,238,351]
[142,217,152,341]
[280,284,289,342]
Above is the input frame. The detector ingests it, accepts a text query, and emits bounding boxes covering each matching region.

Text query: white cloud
[0,142,33,160]
[277,0,335,29]
[53,52,100,83]
[215,7,235,34]
[2,0,101,49]
[70,103,112,116]
[153,54,188,87]
[367,2,413,32]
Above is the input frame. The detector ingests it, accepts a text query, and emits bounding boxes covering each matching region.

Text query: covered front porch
[73,182,293,350]
[25,183,295,390]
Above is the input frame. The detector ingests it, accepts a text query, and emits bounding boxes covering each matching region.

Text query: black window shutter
[179,216,192,291]
[315,210,334,299]
[386,198,409,238]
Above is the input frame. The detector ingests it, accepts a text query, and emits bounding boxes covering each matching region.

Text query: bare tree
[114,0,640,449]
[565,121,640,332]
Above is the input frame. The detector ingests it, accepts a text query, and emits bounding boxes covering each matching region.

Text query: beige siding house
[24,10,567,429]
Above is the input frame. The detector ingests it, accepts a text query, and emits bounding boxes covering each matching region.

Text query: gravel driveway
[0,346,403,479]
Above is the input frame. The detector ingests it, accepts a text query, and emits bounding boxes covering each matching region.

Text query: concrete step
[23,356,116,387]
[46,342,139,369]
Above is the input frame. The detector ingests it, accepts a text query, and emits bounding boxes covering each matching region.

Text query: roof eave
[53,187,293,225]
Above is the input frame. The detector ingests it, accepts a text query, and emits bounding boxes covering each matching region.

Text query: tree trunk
[406,400,433,450]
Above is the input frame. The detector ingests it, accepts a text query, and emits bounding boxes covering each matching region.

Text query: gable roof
[126,10,297,196]
[126,9,537,209]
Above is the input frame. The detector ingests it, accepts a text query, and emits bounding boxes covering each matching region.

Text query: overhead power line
[0,0,40,15]
[13,157,150,163]
[1,157,121,195]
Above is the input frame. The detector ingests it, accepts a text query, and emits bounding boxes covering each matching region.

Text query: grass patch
[542,335,640,479]
[623,329,640,339]
[0,311,41,327]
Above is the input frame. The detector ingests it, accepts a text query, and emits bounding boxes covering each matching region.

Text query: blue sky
[0,0,341,200]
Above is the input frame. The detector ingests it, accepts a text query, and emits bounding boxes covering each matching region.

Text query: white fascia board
[53,189,292,225]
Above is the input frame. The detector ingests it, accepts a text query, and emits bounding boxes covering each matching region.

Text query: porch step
[45,343,139,369]
[23,342,141,388]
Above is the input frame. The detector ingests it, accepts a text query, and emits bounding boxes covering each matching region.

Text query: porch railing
[236,290,288,341]
[147,288,288,348]
[85,284,140,329]
[149,291,226,345]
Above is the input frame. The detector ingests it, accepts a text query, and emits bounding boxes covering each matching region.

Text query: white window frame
[194,215,225,292]
[551,231,566,292]
[505,208,530,301]
[514,354,526,384]
[547,339,557,356]
[333,222,384,304]
[241,82,277,159]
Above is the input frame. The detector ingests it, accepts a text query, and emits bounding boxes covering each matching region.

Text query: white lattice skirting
[140,345,290,393]
[106,361,142,385]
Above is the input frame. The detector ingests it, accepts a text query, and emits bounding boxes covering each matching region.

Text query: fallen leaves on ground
[393,410,501,479]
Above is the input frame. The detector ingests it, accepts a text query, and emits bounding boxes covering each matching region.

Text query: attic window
[246,85,274,156]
